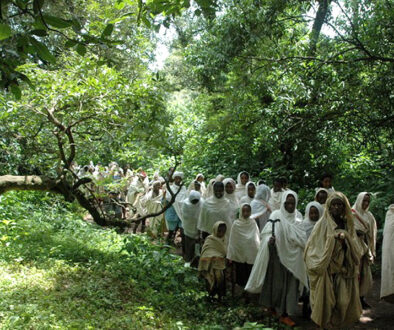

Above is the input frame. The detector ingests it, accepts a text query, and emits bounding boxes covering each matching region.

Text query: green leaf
[29,37,56,63]
[76,44,87,56]
[101,24,114,38]
[0,24,12,41]
[33,0,45,14]
[64,39,78,48]
[30,29,47,37]
[42,15,73,29]
[10,84,21,100]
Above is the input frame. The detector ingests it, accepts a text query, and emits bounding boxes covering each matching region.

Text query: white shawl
[299,201,324,239]
[198,195,232,234]
[251,184,272,229]
[239,182,256,205]
[227,204,260,264]
[181,190,203,238]
[381,204,394,300]
[269,188,283,211]
[223,178,239,221]
[235,171,249,200]
[245,190,308,294]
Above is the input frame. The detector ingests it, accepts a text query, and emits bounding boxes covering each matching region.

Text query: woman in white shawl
[235,171,250,200]
[228,203,260,287]
[268,178,283,211]
[198,221,228,300]
[352,192,377,308]
[223,178,239,221]
[381,204,394,303]
[239,182,256,205]
[304,192,362,329]
[245,190,308,327]
[139,181,164,238]
[314,188,329,205]
[195,173,207,196]
[198,181,232,240]
[300,201,324,239]
[181,190,203,263]
[205,178,216,198]
[251,184,272,231]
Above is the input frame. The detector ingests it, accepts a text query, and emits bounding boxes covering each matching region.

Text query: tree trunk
[0,175,63,195]
[308,0,330,56]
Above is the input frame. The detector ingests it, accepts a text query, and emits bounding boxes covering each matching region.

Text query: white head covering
[235,171,249,200]
[245,190,308,294]
[215,174,225,182]
[314,188,329,204]
[227,203,260,264]
[223,178,239,221]
[352,192,377,258]
[206,178,216,198]
[300,201,324,239]
[173,171,184,179]
[181,190,203,238]
[251,184,272,228]
[239,181,256,205]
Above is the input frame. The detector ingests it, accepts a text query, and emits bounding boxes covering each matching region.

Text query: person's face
[217,224,227,238]
[197,176,204,183]
[225,182,234,194]
[153,183,161,193]
[194,181,201,191]
[309,206,320,222]
[273,181,282,192]
[191,199,199,205]
[240,173,249,185]
[284,195,296,213]
[329,198,345,218]
[247,185,256,198]
[317,191,328,204]
[214,185,224,199]
[362,194,370,210]
[174,176,182,186]
[242,205,251,218]
[322,177,331,189]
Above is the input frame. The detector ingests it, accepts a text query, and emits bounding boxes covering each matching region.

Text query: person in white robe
[245,190,308,327]
[314,187,329,205]
[235,171,250,200]
[195,173,207,197]
[299,201,324,239]
[181,190,203,264]
[381,204,394,303]
[251,184,272,231]
[228,203,260,287]
[139,181,164,237]
[205,178,216,198]
[315,173,335,194]
[198,181,232,241]
[223,178,239,222]
[163,171,187,246]
[268,178,283,212]
[352,192,377,308]
[239,182,256,205]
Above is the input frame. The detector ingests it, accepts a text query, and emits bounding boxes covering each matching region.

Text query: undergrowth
[0,191,273,329]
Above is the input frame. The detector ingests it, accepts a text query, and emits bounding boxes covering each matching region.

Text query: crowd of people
[73,161,394,328]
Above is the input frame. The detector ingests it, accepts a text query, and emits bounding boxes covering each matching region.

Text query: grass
[0,192,272,329]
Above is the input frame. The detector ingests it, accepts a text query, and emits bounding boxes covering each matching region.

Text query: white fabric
[198,195,232,234]
[314,188,329,204]
[165,183,187,219]
[173,171,184,179]
[126,176,146,205]
[181,190,203,238]
[139,187,163,235]
[206,179,215,198]
[245,190,308,294]
[381,204,394,300]
[227,204,260,264]
[352,192,378,259]
[223,178,239,221]
[235,171,249,200]
[251,184,272,229]
[239,181,256,205]
[269,188,283,211]
[299,201,324,239]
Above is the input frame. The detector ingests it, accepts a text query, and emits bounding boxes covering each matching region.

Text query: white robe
[381,204,394,300]
[245,190,308,294]
[251,184,272,230]
[181,190,203,239]
[299,201,324,239]
[269,188,283,211]
[227,213,260,264]
[235,171,249,200]
[223,178,239,221]
[198,195,232,234]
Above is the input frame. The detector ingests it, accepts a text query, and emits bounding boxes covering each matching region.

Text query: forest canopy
[1,0,393,222]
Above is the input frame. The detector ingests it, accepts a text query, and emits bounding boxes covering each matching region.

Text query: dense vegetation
[0,0,392,328]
